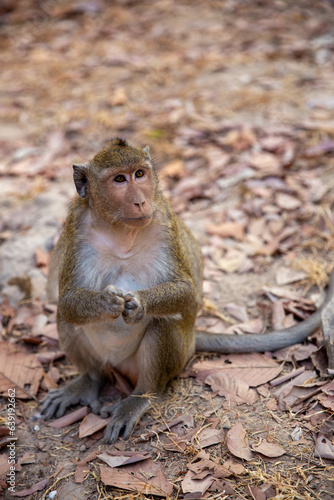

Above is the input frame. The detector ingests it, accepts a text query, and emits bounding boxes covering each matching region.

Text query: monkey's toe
[41,388,73,420]
[101,396,150,443]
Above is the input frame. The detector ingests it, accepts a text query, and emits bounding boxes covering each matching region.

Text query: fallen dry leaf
[276,192,301,211]
[97,451,151,468]
[222,458,246,475]
[0,453,10,478]
[159,159,185,179]
[0,342,43,399]
[100,459,173,497]
[49,406,89,429]
[275,266,307,285]
[274,343,318,362]
[252,439,286,458]
[11,478,49,497]
[188,456,230,479]
[38,322,59,341]
[181,470,214,497]
[196,427,224,448]
[273,370,318,410]
[206,221,245,240]
[75,450,99,483]
[315,434,334,460]
[194,353,283,388]
[204,372,258,406]
[249,152,281,174]
[78,412,108,438]
[225,317,264,335]
[226,423,253,461]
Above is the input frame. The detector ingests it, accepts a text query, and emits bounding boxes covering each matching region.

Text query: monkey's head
[73,138,160,227]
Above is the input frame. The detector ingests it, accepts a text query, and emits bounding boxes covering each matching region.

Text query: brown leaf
[226,423,253,461]
[75,450,99,483]
[318,394,334,411]
[275,266,307,285]
[276,192,301,210]
[49,406,89,429]
[205,372,258,406]
[222,458,246,475]
[225,317,264,335]
[0,342,43,399]
[38,322,59,341]
[181,470,215,497]
[315,434,334,460]
[274,344,318,362]
[97,451,151,468]
[218,249,253,273]
[196,427,224,448]
[42,366,60,391]
[252,439,286,458]
[36,350,65,364]
[0,453,10,477]
[271,299,287,330]
[78,412,108,437]
[100,459,173,497]
[224,303,249,322]
[35,247,49,269]
[159,160,185,179]
[188,457,230,479]
[245,485,266,500]
[248,152,281,174]
[206,222,245,240]
[194,353,283,388]
[12,478,49,497]
[273,370,319,410]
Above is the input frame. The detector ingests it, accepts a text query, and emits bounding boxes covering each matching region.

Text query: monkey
[41,138,334,443]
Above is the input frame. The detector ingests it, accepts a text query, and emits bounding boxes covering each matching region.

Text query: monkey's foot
[101,395,150,443]
[41,375,103,420]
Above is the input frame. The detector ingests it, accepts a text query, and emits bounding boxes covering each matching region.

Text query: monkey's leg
[41,373,104,419]
[102,319,192,443]
[41,320,105,419]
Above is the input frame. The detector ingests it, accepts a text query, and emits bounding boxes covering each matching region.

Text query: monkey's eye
[135,169,145,178]
[114,174,126,183]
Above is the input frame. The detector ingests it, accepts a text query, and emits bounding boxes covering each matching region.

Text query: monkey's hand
[101,285,125,319]
[122,292,145,324]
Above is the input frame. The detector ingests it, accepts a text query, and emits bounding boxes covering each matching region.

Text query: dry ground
[1,1,334,498]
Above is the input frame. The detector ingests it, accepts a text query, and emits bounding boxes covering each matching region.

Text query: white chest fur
[77,222,170,367]
[78,223,170,292]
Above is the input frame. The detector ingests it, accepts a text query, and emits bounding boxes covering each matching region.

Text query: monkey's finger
[124,300,139,310]
[105,285,124,297]
[100,402,118,419]
[124,292,135,301]
[41,396,63,420]
[102,420,126,444]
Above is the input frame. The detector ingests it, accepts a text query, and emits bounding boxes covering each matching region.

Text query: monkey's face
[100,164,155,227]
[73,139,160,228]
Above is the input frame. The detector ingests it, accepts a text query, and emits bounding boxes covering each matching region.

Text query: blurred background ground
[0,1,334,499]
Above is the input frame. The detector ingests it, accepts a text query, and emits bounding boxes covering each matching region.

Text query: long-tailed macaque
[42,138,334,443]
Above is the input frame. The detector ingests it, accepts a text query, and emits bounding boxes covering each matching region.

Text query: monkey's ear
[143,146,151,159]
[73,163,89,198]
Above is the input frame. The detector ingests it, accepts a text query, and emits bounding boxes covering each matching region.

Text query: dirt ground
[1,1,334,498]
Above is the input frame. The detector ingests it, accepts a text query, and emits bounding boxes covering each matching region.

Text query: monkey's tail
[195,270,334,354]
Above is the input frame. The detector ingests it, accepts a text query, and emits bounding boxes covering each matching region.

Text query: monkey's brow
[101,163,150,176]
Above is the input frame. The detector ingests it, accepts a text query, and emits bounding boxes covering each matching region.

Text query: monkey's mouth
[124,215,152,227]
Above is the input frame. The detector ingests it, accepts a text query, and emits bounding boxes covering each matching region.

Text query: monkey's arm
[196,271,334,353]
[122,278,196,323]
[58,284,125,325]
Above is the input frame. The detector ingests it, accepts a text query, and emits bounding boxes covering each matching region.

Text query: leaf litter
[1,0,334,498]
